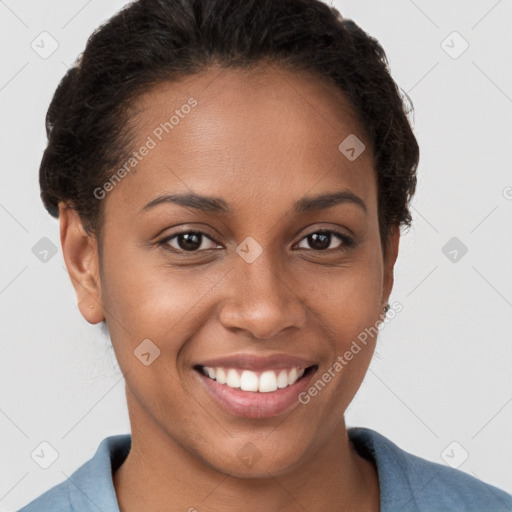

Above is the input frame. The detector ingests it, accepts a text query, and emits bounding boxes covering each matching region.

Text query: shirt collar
[348,426,419,512]
[68,434,130,512]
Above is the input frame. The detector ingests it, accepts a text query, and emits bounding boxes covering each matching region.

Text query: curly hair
[40,0,418,254]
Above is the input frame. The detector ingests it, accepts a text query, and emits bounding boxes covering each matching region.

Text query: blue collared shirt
[17,427,512,511]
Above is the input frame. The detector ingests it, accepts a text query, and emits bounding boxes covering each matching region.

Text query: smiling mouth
[194,364,317,393]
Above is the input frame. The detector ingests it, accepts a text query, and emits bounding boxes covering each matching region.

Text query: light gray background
[1,0,511,509]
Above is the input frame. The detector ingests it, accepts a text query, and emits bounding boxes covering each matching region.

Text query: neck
[114,389,379,512]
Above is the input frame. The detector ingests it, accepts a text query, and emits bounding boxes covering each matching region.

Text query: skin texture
[59,65,399,511]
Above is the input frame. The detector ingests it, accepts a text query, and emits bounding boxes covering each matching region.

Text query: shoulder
[16,434,131,512]
[348,427,512,512]
[16,477,71,512]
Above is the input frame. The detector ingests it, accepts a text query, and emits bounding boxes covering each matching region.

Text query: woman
[18,0,512,510]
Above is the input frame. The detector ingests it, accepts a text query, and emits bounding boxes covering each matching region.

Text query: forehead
[106,65,376,218]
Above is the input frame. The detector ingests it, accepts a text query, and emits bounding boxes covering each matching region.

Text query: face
[62,65,398,477]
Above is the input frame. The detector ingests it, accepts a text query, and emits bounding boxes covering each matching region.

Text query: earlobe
[59,203,105,324]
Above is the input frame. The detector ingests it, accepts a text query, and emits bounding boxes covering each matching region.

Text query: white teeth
[201,366,308,393]
[288,367,298,385]
[259,370,277,392]
[277,369,289,388]
[226,369,241,388]
[240,370,259,392]
[216,367,226,384]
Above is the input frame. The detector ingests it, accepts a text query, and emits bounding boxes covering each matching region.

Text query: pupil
[309,232,330,250]
[179,233,201,251]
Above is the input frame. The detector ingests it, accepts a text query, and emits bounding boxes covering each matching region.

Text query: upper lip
[195,353,317,371]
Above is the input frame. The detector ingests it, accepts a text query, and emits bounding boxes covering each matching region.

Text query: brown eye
[161,231,221,252]
[296,230,355,252]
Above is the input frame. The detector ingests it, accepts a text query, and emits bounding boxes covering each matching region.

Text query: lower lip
[195,368,317,419]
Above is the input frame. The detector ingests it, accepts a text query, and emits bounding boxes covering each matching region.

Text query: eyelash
[158,229,355,255]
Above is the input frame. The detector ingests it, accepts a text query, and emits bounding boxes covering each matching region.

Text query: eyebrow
[141,189,367,215]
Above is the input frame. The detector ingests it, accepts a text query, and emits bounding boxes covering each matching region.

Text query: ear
[382,224,400,308]
[59,203,105,324]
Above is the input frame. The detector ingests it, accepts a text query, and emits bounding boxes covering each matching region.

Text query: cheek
[300,246,384,330]
[101,258,217,350]
[299,246,384,390]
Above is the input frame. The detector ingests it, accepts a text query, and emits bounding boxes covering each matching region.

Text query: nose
[218,249,307,339]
